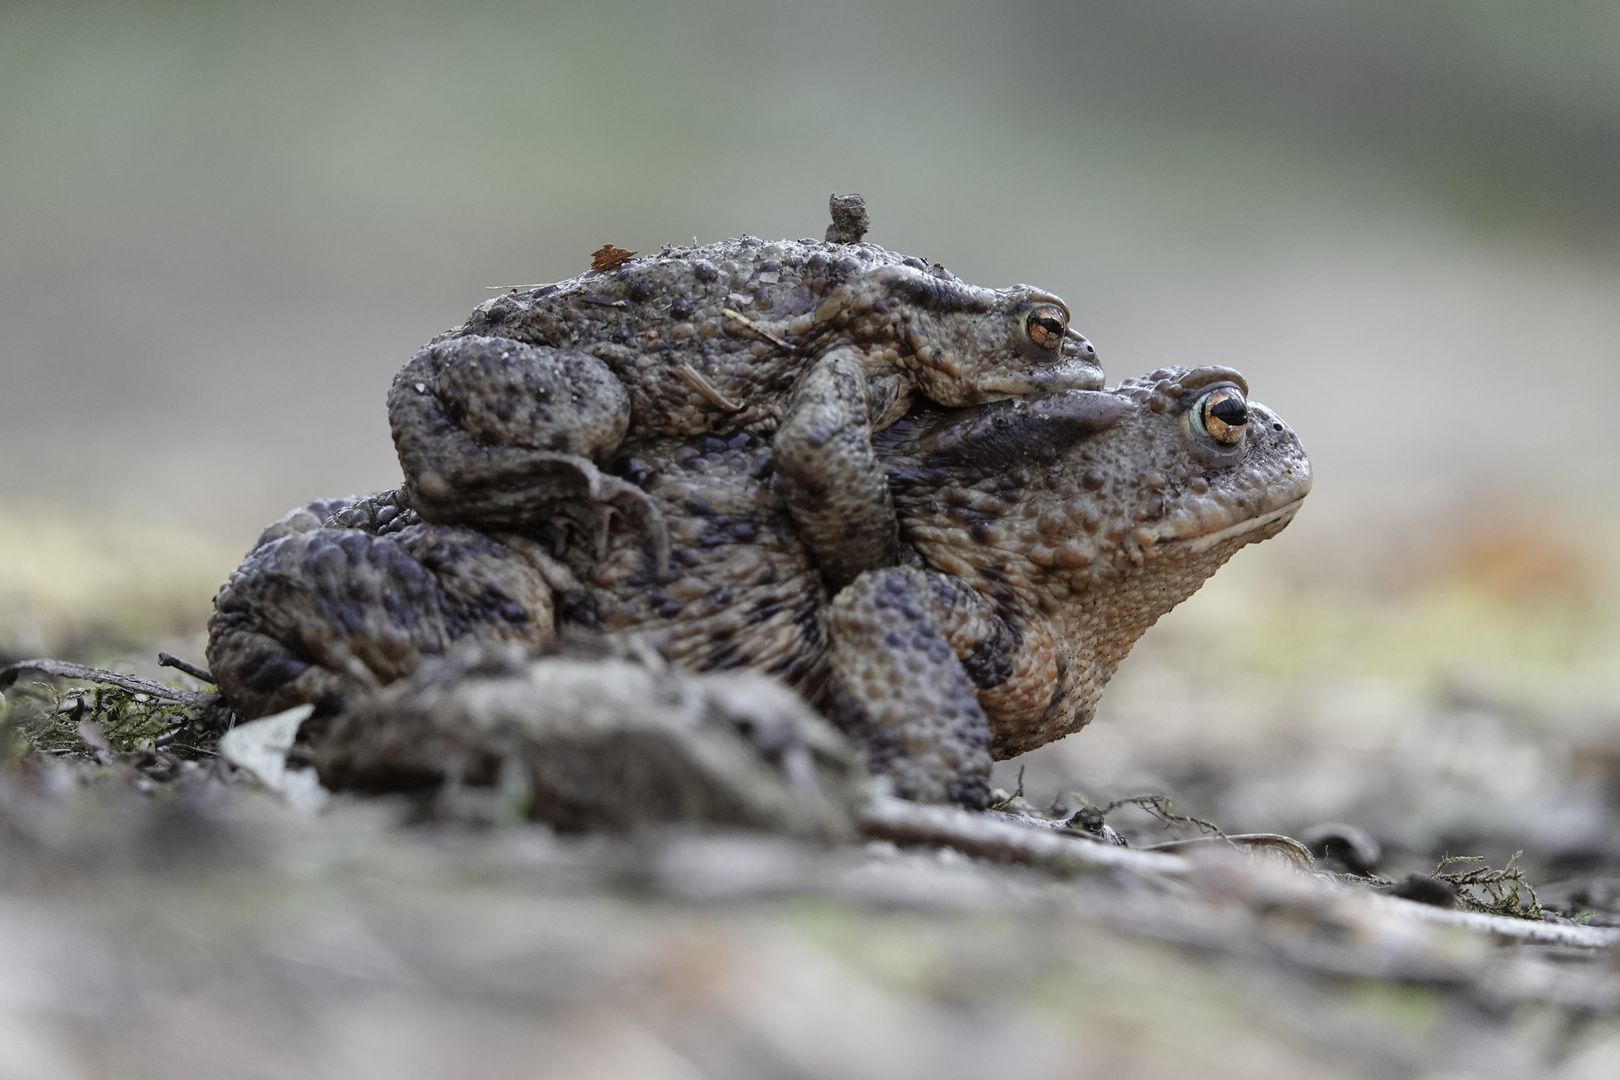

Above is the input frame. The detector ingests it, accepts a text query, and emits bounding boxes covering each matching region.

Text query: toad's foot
[324,489,421,535]
[389,335,668,576]
[415,447,670,579]
[523,452,673,580]
[825,566,1011,809]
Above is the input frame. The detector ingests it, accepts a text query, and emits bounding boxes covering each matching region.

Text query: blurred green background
[2,0,1619,659]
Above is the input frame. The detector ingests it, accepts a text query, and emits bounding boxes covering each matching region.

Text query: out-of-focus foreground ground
[3,2,1620,1076]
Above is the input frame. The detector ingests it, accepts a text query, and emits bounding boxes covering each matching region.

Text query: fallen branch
[858,797,1190,877]
[862,798,1620,953]
[1368,893,1620,949]
[0,659,216,708]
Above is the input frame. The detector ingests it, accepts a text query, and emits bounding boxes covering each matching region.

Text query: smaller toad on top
[388,195,1103,588]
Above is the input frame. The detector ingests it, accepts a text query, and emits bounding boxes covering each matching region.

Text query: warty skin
[207,365,1309,808]
[390,235,1103,587]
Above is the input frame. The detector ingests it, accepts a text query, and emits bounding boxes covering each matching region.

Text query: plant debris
[1,636,1619,1077]
[1433,852,1544,919]
[1095,792,1225,839]
[589,243,637,270]
[1,657,231,792]
[157,651,215,683]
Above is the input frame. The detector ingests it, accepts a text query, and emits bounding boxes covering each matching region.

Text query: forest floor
[2,508,1620,1079]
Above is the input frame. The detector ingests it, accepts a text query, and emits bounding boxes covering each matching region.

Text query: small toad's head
[849,264,1106,404]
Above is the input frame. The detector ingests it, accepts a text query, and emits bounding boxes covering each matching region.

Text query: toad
[391,195,1102,587]
[208,365,1309,811]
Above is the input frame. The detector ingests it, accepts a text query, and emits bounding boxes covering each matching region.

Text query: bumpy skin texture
[390,236,1102,586]
[565,431,831,701]
[823,568,1000,806]
[209,365,1309,809]
[207,496,561,718]
[860,366,1312,801]
[209,432,834,721]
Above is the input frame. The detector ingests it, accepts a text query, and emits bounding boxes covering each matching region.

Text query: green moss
[3,680,191,757]
[1435,852,1544,921]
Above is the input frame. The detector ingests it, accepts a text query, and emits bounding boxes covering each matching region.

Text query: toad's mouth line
[1153,496,1308,555]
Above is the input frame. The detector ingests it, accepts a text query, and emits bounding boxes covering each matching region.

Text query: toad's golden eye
[1197,387,1249,445]
[1025,305,1068,350]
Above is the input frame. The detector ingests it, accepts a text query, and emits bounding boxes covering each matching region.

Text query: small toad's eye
[1024,305,1068,350]
[1196,387,1248,445]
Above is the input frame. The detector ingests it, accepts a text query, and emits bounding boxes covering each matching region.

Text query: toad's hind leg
[824,567,1002,808]
[390,335,669,576]
[773,346,901,589]
[206,508,559,721]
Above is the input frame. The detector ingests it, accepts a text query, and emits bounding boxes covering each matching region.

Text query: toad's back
[436,236,1096,440]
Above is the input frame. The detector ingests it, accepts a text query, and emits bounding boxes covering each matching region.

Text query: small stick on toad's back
[676,363,744,413]
[721,308,790,350]
[158,652,216,684]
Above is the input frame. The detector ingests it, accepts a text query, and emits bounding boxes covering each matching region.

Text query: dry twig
[859,797,1189,877]
[721,308,790,349]
[0,659,215,708]
[1099,793,1224,838]
[158,652,216,684]
[676,363,744,412]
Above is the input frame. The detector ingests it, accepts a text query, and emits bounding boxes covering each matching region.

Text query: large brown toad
[208,365,1309,810]
[391,212,1102,588]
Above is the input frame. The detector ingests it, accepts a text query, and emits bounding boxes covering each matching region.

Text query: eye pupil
[1208,396,1247,426]
[1025,305,1068,349]
[1198,388,1248,445]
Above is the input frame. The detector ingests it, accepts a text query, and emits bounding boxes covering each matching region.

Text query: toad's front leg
[825,566,1045,808]
[390,335,669,574]
[773,346,904,589]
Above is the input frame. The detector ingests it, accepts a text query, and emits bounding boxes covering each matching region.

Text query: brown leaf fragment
[590,244,637,271]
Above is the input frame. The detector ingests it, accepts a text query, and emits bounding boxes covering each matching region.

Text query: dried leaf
[590,244,637,271]
[219,704,329,811]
